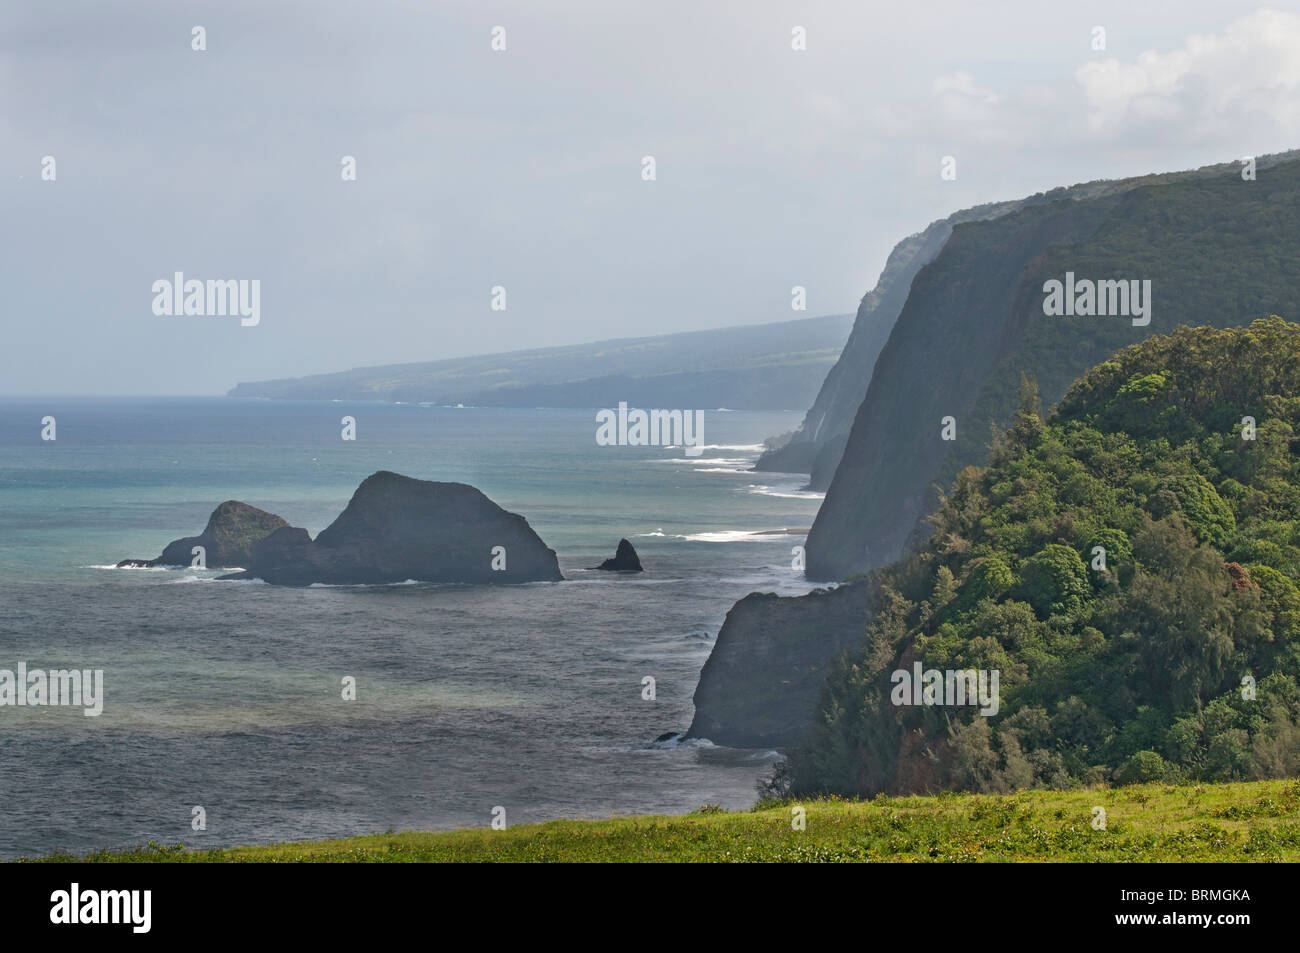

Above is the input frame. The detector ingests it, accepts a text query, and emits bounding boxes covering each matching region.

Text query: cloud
[4,1,1297,394]
[1076,9,1300,138]
[933,70,1000,106]
[929,70,1029,145]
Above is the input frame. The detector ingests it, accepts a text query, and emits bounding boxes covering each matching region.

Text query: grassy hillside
[227,313,853,410]
[788,319,1300,798]
[28,778,1300,862]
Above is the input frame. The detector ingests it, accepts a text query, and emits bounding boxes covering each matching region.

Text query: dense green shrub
[786,318,1300,796]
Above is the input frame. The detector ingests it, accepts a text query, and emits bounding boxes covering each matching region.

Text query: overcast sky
[4,1,1300,395]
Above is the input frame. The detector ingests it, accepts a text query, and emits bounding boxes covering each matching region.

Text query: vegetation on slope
[806,157,1300,580]
[757,151,1300,484]
[784,319,1300,797]
[28,779,1300,862]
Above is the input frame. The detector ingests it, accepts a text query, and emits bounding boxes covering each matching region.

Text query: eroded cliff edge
[686,583,870,748]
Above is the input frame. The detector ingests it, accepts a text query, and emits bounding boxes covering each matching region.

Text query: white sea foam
[654,735,718,749]
[747,483,824,500]
[653,456,748,466]
[86,564,169,571]
[638,733,718,751]
[166,574,265,585]
[681,530,780,543]
[306,578,427,588]
[560,575,680,585]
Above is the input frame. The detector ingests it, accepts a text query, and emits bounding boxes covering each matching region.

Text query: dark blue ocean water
[0,398,823,858]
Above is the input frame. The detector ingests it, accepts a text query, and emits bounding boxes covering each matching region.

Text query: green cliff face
[785,319,1300,796]
[752,155,1297,487]
[806,153,1300,581]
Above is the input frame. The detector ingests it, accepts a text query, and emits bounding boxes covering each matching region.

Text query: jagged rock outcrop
[806,150,1300,580]
[222,471,562,586]
[593,538,643,571]
[685,583,870,748]
[116,501,288,569]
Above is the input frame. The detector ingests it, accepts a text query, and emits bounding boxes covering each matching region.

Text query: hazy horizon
[0,310,853,398]
[6,1,1300,394]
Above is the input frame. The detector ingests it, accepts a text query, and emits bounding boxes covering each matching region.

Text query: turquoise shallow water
[0,398,824,857]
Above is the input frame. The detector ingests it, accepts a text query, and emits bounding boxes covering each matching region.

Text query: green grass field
[26,778,1300,863]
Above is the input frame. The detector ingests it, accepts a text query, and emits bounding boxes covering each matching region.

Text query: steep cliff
[757,151,1300,490]
[692,150,1300,753]
[686,583,870,748]
[754,224,955,476]
[806,152,1300,580]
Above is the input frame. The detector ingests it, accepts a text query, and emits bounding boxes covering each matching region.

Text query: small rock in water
[593,538,643,572]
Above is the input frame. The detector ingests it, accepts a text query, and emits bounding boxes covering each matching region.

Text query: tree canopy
[783,317,1300,796]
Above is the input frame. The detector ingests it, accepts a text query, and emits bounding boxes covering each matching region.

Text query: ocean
[0,397,824,858]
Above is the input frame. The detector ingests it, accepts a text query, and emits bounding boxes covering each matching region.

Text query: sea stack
[594,538,643,572]
[686,584,870,747]
[117,501,289,569]
[222,471,563,586]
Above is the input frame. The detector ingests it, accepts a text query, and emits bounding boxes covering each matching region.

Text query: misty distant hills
[227,314,853,410]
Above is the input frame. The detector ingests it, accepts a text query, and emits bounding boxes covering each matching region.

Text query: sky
[4,1,1300,395]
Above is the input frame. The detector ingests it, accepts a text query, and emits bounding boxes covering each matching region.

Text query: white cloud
[933,70,1000,105]
[932,70,1001,124]
[1077,9,1300,137]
